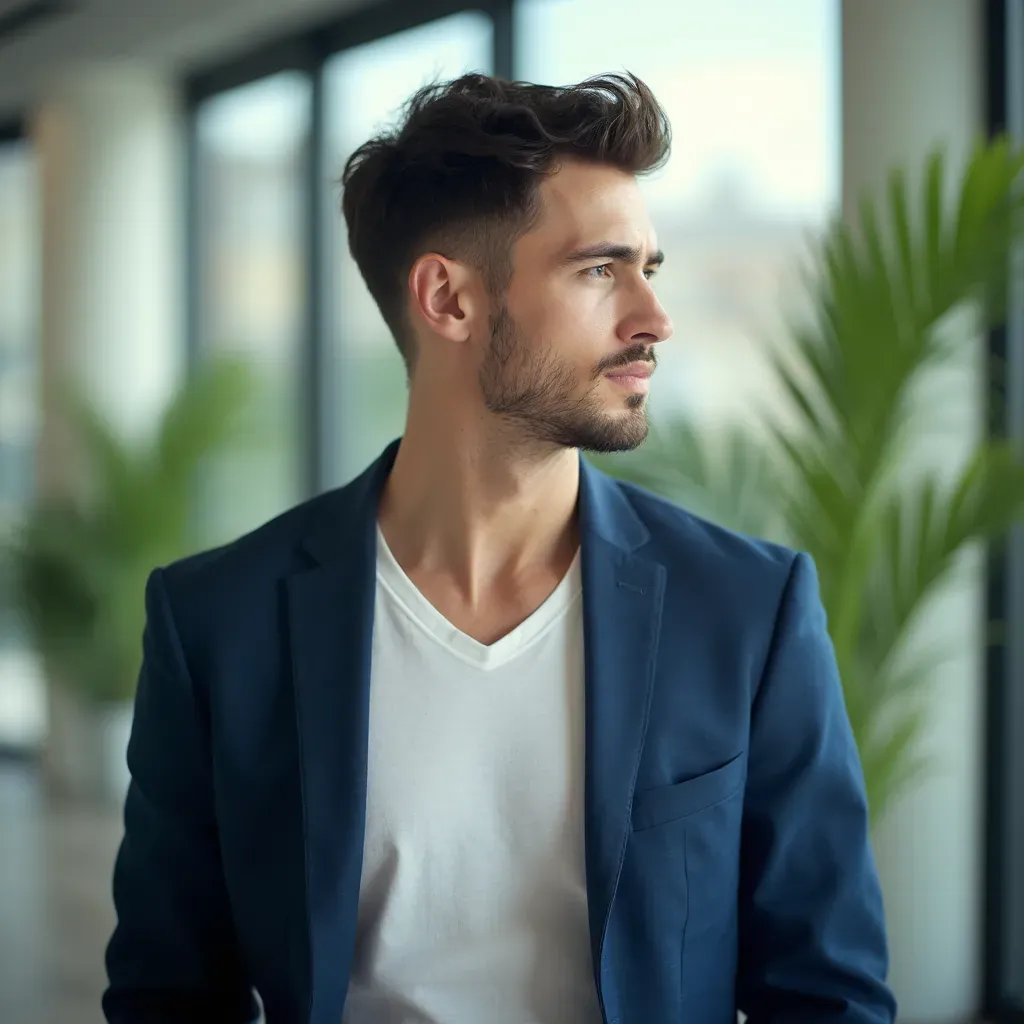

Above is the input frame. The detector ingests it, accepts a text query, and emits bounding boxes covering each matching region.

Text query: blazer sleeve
[736,552,897,1023]
[103,567,258,1023]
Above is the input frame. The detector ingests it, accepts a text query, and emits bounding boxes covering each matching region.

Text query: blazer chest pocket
[631,752,746,832]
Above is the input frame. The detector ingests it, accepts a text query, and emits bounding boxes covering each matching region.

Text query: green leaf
[924,148,947,311]
[888,166,917,312]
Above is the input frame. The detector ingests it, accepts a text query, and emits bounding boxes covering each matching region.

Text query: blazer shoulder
[158,487,338,608]
[615,477,800,598]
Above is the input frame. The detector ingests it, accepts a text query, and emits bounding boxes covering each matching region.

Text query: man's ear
[408,254,485,344]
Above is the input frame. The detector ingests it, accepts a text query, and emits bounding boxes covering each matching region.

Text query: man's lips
[604,361,654,380]
[604,361,654,393]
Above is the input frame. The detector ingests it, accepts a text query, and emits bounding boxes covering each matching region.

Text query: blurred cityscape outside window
[195,72,312,543]
[0,140,44,751]
[515,0,841,436]
[323,11,493,486]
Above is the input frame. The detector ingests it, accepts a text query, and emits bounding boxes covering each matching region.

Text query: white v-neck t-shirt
[342,528,601,1024]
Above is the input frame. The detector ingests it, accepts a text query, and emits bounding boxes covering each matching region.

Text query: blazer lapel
[578,459,666,1021]
[287,445,397,1021]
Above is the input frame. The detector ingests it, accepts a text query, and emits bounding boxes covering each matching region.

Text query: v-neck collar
[374,524,582,671]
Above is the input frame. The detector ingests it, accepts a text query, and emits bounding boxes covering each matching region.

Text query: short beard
[478,303,652,454]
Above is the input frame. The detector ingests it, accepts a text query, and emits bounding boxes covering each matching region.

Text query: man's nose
[628,289,673,346]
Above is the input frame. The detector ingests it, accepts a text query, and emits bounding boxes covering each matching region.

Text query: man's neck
[377,427,581,605]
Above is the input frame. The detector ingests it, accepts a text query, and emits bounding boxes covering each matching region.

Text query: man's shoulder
[158,486,342,605]
[609,474,799,604]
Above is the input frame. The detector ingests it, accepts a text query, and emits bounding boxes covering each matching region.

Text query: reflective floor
[0,761,121,1024]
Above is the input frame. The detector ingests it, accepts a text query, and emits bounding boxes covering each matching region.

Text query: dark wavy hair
[340,71,671,369]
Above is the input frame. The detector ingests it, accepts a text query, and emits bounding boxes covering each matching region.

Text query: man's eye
[584,264,658,281]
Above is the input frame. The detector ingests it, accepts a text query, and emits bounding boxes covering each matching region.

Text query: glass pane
[0,141,45,749]
[195,72,311,542]
[324,12,493,486]
[516,0,840,432]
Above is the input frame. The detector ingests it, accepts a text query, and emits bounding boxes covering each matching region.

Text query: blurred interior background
[0,0,1022,1021]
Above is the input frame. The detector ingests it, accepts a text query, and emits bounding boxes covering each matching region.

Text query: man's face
[478,158,673,453]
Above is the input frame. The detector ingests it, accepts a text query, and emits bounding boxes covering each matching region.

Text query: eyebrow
[559,242,665,268]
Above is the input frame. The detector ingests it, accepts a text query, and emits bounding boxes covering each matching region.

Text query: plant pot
[42,682,134,805]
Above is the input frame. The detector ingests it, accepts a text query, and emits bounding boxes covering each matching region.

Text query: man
[104,72,895,1023]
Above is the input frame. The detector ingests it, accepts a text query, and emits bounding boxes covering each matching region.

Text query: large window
[0,139,43,751]
[323,12,493,486]
[194,72,312,542]
[516,0,840,433]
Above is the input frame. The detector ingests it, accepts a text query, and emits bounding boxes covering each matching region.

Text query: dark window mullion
[493,0,514,80]
[1002,0,1024,1017]
[985,1,1024,1021]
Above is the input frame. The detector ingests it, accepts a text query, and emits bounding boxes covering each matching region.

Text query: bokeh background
[0,0,1022,1022]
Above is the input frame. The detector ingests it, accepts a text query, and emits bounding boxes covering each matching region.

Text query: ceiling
[0,0,374,120]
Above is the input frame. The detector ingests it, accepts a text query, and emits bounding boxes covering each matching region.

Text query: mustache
[596,345,657,375]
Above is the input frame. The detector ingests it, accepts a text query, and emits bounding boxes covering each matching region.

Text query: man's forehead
[531,162,658,254]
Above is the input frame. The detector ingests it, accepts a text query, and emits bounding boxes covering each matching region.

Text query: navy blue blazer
[104,442,896,1024]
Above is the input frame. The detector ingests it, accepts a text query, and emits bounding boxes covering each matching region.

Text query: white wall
[842,2,985,1020]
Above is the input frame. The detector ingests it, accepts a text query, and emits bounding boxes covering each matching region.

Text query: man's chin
[503,402,649,454]
[575,414,649,454]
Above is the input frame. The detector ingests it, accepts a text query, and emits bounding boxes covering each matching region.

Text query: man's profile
[103,72,896,1023]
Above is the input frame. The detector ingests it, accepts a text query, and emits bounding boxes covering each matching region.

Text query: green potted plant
[596,136,1024,826]
[5,355,262,802]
